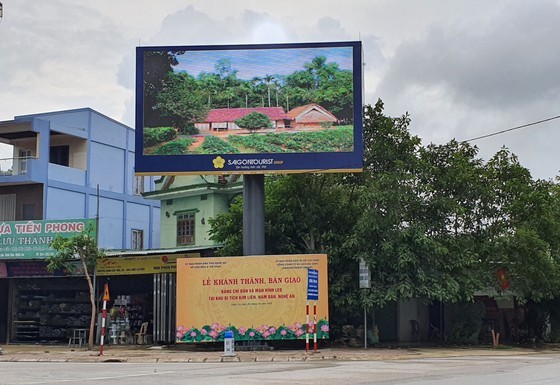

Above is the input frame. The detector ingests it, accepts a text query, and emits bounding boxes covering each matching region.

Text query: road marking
[14,371,177,385]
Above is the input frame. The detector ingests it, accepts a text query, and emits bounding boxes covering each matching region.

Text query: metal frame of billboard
[135,41,363,175]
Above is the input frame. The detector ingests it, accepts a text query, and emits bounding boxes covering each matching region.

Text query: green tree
[143,50,184,128]
[209,195,243,257]
[46,227,104,350]
[235,112,272,133]
[482,150,560,301]
[156,72,209,130]
[212,59,243,108]
[197,72,220,108]
[284,56,352,121]
[263,74,275,107]
[316,70,353,122]
[209,100,560,335]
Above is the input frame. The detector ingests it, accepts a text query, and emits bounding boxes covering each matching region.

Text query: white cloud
[1,0,558,179]
[0,0,131,121]
[376,0,560,179]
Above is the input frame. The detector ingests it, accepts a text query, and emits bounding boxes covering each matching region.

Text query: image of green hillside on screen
[142,46,355,156]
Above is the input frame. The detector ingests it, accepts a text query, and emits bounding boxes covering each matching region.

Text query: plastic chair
[135,322,149,344]
[68,328,87,348]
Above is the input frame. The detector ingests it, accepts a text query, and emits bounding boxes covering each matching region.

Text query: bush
[144,127,177,147]
[201,136,239,154]
[152,138,195,155]
[446,301,485,344]
[179,124,200,135]
[319,121,333,129]
[235,112,272,133]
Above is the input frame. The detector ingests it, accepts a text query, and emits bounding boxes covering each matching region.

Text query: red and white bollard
[99,283,110,356]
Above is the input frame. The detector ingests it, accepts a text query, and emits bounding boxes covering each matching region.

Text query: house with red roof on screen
[195,107,290,131]
[287,103,338,129]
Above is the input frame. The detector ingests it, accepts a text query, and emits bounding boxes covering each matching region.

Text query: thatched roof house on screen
[287,103,338,129]
[195,107,289,131]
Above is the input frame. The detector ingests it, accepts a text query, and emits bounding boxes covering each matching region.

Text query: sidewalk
[1,343,558,363]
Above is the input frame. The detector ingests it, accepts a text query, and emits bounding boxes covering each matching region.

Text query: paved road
[1,353,559,385]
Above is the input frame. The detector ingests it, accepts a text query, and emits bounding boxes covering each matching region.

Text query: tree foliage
[46,227,104,350]
[155,72,209,130]
[143,50,184,128]
[145,55,353,127]
[209,99,560,331]
[234,112,272,133]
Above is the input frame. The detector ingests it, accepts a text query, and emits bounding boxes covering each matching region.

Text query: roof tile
[203,107,289,122]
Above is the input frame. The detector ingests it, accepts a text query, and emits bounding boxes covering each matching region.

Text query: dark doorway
[50,145,70,166]
[429,301,445,341]
[376,301,398,341]
[0,279,9,343]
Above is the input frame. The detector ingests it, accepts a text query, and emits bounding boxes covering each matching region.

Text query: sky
[0,0,559,180]
[171,46,353,80]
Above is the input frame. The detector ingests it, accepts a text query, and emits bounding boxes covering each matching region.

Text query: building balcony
[48,162,86,185]
[0,157,44,184]
[0,157,86,186]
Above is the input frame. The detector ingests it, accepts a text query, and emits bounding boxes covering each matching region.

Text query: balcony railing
[0,157,36,176]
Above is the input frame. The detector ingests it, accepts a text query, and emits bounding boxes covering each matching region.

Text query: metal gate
[153,273,176,343]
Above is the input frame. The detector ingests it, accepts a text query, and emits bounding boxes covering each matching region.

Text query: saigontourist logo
[213,156,225,169]
[227,158,274,166]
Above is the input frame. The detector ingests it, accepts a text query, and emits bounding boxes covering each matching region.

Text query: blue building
[0,108,160,344]
[0,107,160,249]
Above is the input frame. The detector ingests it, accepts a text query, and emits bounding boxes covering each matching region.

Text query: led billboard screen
[135,41,363,175]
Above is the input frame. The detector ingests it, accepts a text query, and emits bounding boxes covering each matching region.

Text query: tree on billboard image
[155,72,209,132]
[143,50,184,128]
[234,112,272,133]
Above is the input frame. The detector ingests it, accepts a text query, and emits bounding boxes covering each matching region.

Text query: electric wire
[461,115,560,143]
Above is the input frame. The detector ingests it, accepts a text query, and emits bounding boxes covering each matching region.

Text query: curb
[1,345,559,364]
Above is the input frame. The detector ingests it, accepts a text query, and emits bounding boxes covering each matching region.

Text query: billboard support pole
[243,174,265,256]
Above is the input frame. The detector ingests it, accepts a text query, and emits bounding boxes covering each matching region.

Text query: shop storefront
[0,247,217,345]
[0,219,97,344]
[1,261,90,344]
[95,247,216,345]
[96,274,153,345]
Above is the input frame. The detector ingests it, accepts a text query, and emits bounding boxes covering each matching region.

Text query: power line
[462,115,560,143]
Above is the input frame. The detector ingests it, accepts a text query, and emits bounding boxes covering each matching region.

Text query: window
[134,176,145,195]
[132,229,144,250]
[50,145,70,166]
[177,212,195,245]
[0,194,16,221]
[22,203,36,220]
[18,149,31,175]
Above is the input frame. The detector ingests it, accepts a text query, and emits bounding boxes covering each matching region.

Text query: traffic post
[99,283,110,356]
[307,268,319,353]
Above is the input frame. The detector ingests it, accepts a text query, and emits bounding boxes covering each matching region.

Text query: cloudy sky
[1,0,559,179]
